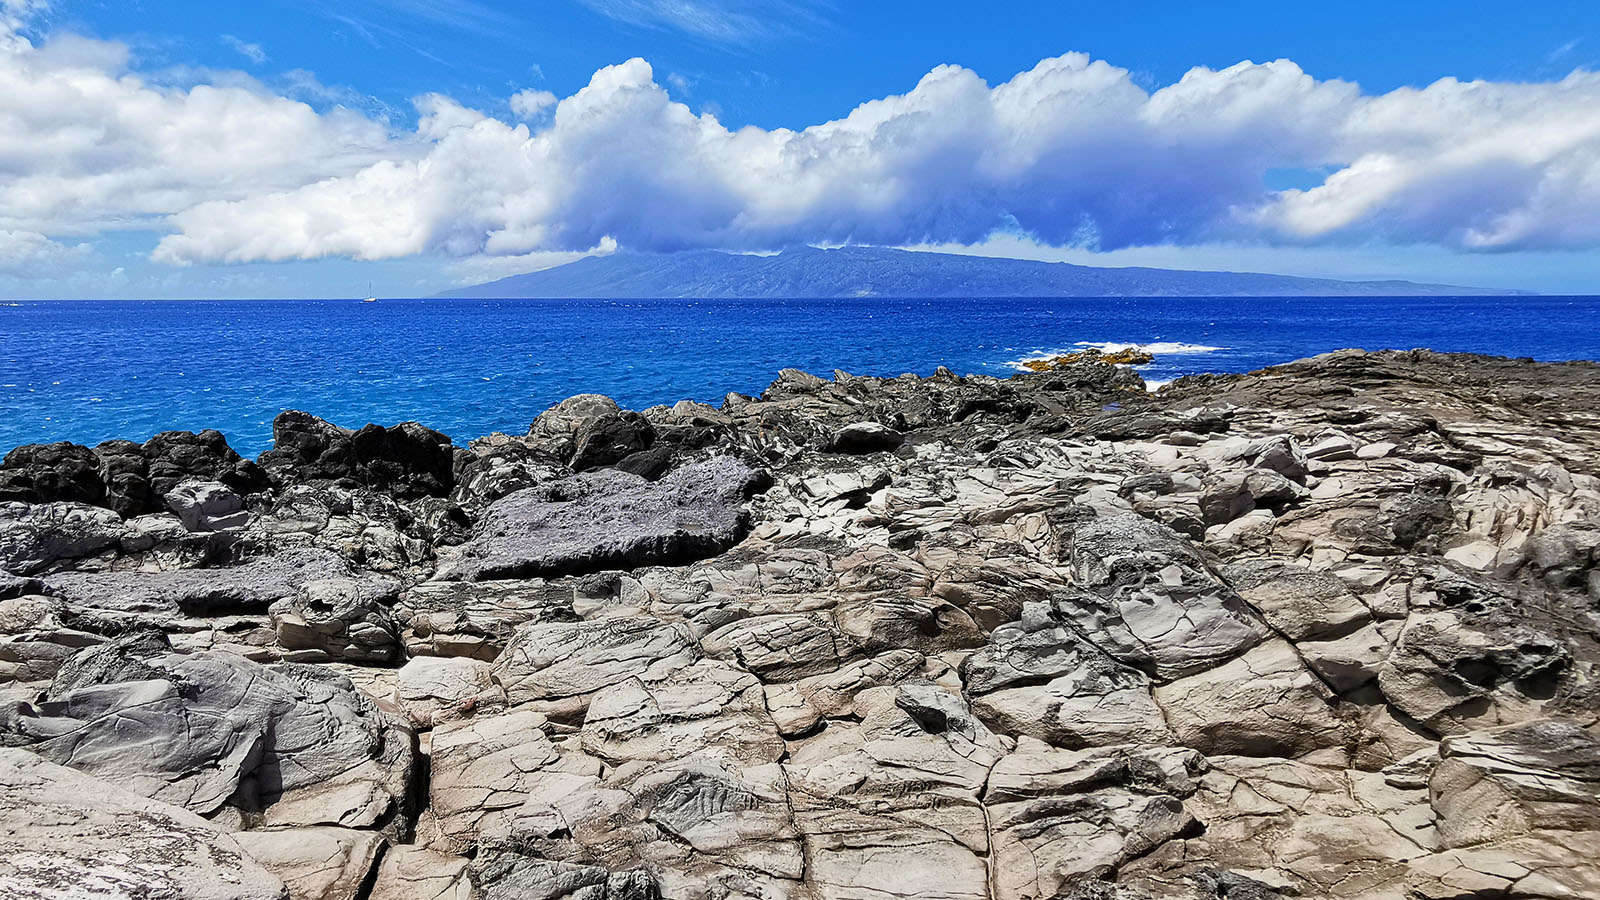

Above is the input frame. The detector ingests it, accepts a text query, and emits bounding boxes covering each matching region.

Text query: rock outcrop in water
[1,349,1598,900]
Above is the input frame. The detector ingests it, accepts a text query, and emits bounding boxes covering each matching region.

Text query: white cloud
[509,88,557,119]
[0,26,401,239]
[222,35,268,64]
[6,15,1600,278]
[447,235,617,284]
[150,54,1600,265]
[0,229,88,277]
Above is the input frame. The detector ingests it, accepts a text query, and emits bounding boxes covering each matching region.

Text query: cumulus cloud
[0,23,400,239]
[0,229,87,277]
[509,88,557,119]
[151,54,1600,265]
[6,10,1600,274]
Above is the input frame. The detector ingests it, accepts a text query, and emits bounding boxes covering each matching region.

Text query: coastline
[2,348,1599,899]
[5,294,1600,458]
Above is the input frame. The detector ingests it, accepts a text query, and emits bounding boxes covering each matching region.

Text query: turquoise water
[2,295,1595,456]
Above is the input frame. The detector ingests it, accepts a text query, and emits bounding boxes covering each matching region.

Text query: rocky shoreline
[1,349,1598,900]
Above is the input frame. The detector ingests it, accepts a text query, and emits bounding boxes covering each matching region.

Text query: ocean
[2,295,1596,457]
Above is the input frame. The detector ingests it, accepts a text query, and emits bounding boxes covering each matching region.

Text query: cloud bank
[5,9,1600,278]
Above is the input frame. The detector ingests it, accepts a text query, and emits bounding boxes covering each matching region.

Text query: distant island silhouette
[438,245,1521,299]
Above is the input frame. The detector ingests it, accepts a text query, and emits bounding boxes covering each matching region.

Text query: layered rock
[1,349,1598,900]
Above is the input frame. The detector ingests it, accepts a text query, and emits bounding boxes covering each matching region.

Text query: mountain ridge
[436,245,1523,298]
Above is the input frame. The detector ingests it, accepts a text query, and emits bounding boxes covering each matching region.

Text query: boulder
[829,422,905,454]
[0,500,124,575]
[259,412,455,498]
[143,429,271,499]
[94,437,154,517]
[445,457,767,580]
[165,478,249,532]
[570,410,656,471]
[527,394,622,456]
[349,421,458,497]
[0,441,104,506]
[270,577,403,663]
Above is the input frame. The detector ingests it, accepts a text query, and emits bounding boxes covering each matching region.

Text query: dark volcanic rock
[94,438,154,517]
[349,421,457,497]
[0,432,267,519]
[0,442,105,506]
[612,446,674,480]
[569,410,656,471]
[143,429,270,499]
[259,411,455,498]
[444,456,768,580]
[0,571,45,600]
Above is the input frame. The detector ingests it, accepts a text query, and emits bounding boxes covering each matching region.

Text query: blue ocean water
[2,295,1596,457]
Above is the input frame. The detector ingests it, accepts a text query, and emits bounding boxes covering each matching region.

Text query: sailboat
[362,283,377,303]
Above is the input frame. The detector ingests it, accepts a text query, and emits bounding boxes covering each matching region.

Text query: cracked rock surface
[1,349,1599,900]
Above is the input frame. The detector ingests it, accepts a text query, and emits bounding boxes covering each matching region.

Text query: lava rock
[569,410,656,471]
[444,456,769,580]
[829,422,906,454]
[0,441,105,506]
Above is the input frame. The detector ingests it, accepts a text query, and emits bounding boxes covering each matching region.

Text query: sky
[3,0,1600,298]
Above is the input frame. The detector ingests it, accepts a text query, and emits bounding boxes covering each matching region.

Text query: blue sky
[3,0,1600,297]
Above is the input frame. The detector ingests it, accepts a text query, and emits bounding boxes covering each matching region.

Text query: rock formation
[1,348,1597,900]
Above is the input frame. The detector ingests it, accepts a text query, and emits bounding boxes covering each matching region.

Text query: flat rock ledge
[0,349,1598,900]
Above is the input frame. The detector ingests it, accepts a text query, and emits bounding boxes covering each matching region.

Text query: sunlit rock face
[2,348,1599,900]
